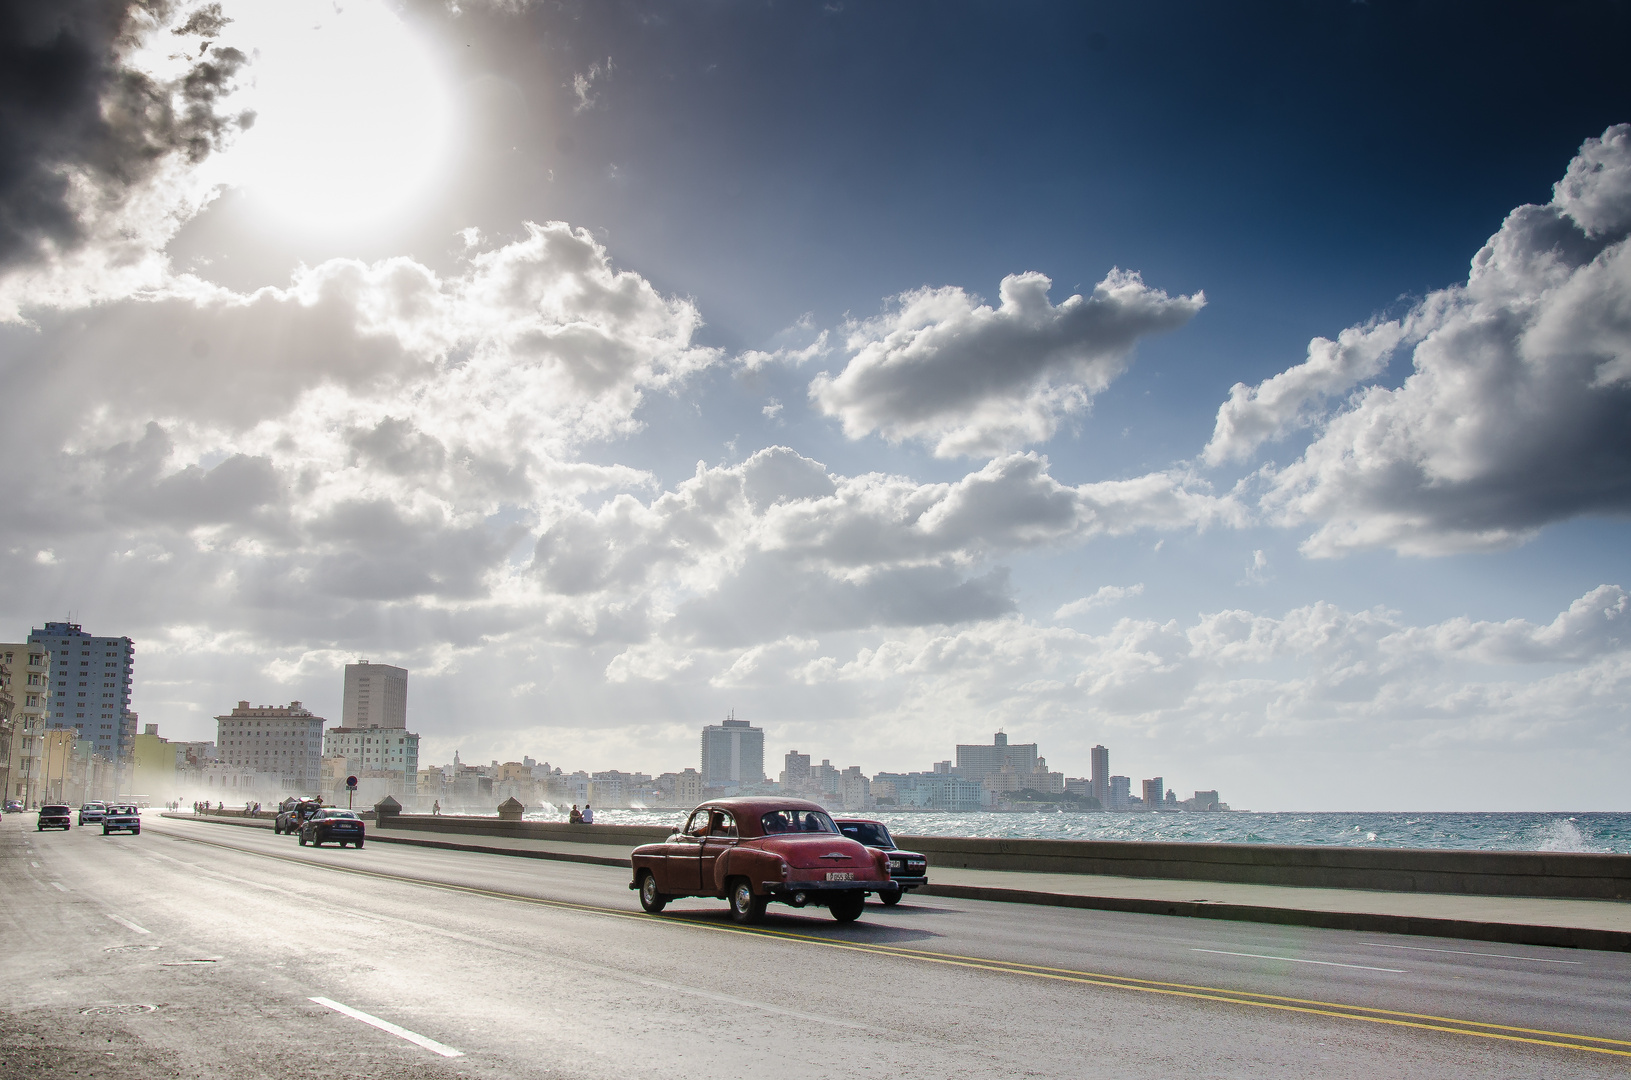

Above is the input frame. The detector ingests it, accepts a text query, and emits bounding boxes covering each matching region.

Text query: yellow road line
[154,823,1629,1059]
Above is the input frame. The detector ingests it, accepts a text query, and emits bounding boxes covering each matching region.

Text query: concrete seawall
[374,814,1631,901]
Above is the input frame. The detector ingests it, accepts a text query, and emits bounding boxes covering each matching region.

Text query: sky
[2,0,1630,810]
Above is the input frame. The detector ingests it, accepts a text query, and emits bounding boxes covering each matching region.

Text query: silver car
[102,805,140,835]
[78,801,107,825]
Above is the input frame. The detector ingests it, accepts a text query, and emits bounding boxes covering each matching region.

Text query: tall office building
[30,623,133,779]
[1142,777,1164,810]
[700,713,764,787]
[215,701,325,794]
[341,661,408,729]
[1090,745,1109,806]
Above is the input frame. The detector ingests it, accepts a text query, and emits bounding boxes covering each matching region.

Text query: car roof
[833,817,885,825]
[687,798,839,839]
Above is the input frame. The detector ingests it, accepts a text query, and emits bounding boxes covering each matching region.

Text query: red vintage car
[629,798,892,923]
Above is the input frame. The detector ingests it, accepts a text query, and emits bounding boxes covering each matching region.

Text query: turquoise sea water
[529,808,1631,853]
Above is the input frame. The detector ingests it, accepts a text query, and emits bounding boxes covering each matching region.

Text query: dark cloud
[0,0,250,271]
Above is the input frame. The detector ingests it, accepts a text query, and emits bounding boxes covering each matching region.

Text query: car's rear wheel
[637,871,669,914]
[355,841,364,849]
[829,892,865,923]
[879,888,903,906]
[728,878,767,924]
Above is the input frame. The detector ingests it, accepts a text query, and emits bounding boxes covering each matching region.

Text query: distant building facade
[954,732,1038,783]
[0,643,49,806]
[700,714,764,787]
[214,701,325,795]
[341,661,407,729]
[1090,745,1109,806]
[30,623,134,781]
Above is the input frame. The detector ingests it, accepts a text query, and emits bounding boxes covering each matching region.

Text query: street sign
[346,775,359,790]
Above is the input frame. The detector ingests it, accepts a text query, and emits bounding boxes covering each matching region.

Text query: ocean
[525,808,1631,854]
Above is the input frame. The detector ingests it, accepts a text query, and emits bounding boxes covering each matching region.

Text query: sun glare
[218,0,454,231]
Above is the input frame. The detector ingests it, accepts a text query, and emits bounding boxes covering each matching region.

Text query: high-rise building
[0,643,49,806]
[955,731,1040,781]
[30,623,133,780]
[341,661,408,729]
[1108,775,1131,812]
[780,750,811,787]
[700,713,764,787]
[1142,777,1164,810]
[214,701,325,794]
[1090,745,1109,806]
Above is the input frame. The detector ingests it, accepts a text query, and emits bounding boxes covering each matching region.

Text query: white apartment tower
[30,623,134,773]
[342,661,407,729]
[214,701,325,795]
[700,713,765,788]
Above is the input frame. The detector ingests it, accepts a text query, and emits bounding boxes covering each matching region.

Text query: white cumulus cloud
[810,270,1203,458]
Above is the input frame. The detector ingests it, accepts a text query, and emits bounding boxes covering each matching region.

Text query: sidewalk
[163,814,1631,951]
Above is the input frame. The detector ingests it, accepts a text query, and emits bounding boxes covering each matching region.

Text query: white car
[78,801,108,825]
[102,805,141,835]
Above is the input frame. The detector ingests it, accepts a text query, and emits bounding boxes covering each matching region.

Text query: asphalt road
[3,812,1629,1079]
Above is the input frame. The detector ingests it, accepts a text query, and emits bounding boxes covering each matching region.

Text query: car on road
[275,798,324,835]
[629,798,892,924]
[298,809,366,847]
[834,818,929,905]
[4,800,22,813]
[102,805,140,835]
[78,801,108,825]
[37,804,71,831]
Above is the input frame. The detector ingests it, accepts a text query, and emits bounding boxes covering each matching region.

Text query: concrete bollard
[373,795,402,827]
[496,797,526,822]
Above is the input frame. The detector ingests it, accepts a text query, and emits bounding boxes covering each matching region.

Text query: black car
[275,799,323,834]
[37,804,72,831]
[298,809,366,848]
[835,818,929,905]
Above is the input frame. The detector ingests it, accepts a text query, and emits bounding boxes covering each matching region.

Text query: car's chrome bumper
[884,875,928,889]
[761,879,888,895]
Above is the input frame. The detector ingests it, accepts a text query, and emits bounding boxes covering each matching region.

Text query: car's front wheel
[728,878,767,924]
[298,833,307,846]
[879,888,903,906]
[829,892,865,923]
[637,871,669,914]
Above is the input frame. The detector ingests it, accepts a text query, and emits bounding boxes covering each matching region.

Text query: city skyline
[1,2,1629,810]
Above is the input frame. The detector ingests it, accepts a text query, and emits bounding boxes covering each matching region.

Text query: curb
[918,883,1631,952]
[161,815,1629,951]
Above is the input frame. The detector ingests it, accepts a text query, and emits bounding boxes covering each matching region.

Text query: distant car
[78,801,108,825]
[3,800,22,813]
[102,805,140,834]
[629,798,892,924]
[298,809,365,848]
[37,804,71,831]
[275,799,323,835]
[835,818,929,905]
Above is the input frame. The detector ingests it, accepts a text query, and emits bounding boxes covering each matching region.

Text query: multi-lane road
[3,812,1628,1078]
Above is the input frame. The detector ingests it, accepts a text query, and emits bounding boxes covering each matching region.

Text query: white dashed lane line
[1191,948,1406,973]
[1362,942,1584,965]
[309,997,464,1058]
[105,913,152,934]
[51,881,68,892]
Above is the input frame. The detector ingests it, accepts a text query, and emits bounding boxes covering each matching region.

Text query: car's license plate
[825,872,853,881]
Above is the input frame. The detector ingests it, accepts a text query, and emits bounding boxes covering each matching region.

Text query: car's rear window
[760,809,838,835]
[839,822,892,847]
[321,810,359,819]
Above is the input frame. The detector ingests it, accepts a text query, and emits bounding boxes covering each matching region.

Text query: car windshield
[42,805,69,813]
[322,810,358,819]
[84,802,105,809]
[760,809,839,835]
[109,806,136,814]
[839,822,893,847]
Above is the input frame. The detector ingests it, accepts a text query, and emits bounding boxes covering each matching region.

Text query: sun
[216,0,455,231]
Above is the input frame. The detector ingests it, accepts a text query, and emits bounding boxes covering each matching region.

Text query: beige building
[1,644,50,806]
[215,701,325,795]
[342,661,407,729]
